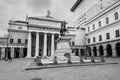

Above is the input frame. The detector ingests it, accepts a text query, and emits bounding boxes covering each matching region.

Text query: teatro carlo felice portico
[0,12,77,59]
[8,13,62,58]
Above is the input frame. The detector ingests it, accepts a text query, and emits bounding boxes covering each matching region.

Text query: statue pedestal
[55,36,73,57]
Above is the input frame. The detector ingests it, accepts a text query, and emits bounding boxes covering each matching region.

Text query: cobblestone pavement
[0,58,120,80]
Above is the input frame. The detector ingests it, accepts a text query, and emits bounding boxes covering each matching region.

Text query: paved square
[0,58,120,80]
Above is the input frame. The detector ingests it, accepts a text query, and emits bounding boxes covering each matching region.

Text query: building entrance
[93,46,97,56]
[23,48,27,58]
[115,43,120,57]
[106,44,112,57]
[14,48,20,58]
[99,45,104,56]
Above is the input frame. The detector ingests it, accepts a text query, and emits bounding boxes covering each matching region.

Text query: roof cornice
[28,24,61,30]
[86,1,120,25]
[28,17,63,23]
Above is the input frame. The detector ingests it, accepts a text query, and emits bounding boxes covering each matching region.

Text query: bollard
[101,55,105,63]
[91,56,95,63]
[53,56,58,65]
[67,56,72,64]
[79,55,84,63]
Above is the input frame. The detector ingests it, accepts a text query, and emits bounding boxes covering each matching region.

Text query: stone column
[20,46,23,58]
[97,49,100,56]
[51,33,54,56]
[43,33,47,57]
[112,43,116,57]
[104,48,107,56]
[91,48,94,56]
[26,32,32,58]
[58,34,61,38]
[35,32,39,57]
[11,46,14,58]
[78,49,81,56]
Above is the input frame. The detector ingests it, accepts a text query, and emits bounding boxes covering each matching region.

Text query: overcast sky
[0,0,76,36]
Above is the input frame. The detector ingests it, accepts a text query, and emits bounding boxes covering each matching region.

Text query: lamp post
[5,34,11,61]
[5,37,9,61]
[84,37,88,59]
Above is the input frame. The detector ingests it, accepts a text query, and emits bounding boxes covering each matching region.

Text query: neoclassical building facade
[1,0,120,59]
[71,0,120,57]
[86,1,120,57]
[6,14,63,58]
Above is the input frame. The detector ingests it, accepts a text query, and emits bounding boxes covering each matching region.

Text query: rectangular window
[88,27,90,32]
[106,17,109,24]
[88,38,90,43]
[10,38,14,43]
[98,21,101,27]
[25,39,28,44]
[99,35,102,41]
[18,39,21,44]
[93,24,95,30]
[72,42,74,46]
[106,33,110,39]
[93,37,95,42]
[115,30,119,37]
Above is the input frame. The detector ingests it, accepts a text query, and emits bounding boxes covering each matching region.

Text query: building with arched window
[85,1,120,57]
[70,0,120,57]
[0,13,75,59]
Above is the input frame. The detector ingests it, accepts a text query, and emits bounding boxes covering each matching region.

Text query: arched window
[114,12,119,20]
[88,27,90,32]
[18,27,22,29]
[106,17,109,24]
[98,21,101,27]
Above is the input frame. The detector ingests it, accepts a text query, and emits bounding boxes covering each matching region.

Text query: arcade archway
[99,45,104,56]
[93,46,97,56]
[75,49,79,56]
[106,44,112,57]
[23,48,27,58]
[14,48,20,58]
[88,47,92,56]
[5,47,11,59]
[115,42,120,57]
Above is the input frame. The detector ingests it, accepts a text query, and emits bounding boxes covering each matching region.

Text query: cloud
[26,0,51,12]
[3,0,23,5]
[0,0,76,36]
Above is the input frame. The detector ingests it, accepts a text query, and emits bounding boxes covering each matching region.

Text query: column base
[26,56,32,58]
[34,55,39,58]
[42,56,47,59]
